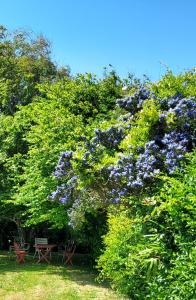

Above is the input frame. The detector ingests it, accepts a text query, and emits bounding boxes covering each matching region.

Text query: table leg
[37,249,50,264]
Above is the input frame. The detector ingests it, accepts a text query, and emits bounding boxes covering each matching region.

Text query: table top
[34,244,56,249]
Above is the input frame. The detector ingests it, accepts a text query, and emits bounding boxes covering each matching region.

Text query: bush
[97,152,196,299]
[97,209,166,299]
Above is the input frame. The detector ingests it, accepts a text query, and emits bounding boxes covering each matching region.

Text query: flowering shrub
[51,84,195,209]
[116,87,151,114]
[97,152,196,299]
[94,126,125,149]
[48,72,196,298]
[53,151,73,179]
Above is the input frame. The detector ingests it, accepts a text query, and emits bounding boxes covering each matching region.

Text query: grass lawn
[0,251,124,300]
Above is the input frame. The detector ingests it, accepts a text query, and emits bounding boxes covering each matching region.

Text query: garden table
[34,244,56,264]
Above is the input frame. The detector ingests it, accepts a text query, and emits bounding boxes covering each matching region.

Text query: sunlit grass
[0,251,124,300]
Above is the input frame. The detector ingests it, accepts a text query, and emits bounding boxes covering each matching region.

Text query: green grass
[0,251,125,300]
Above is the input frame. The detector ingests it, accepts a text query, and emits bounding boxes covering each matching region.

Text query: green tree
[0,25,69,114]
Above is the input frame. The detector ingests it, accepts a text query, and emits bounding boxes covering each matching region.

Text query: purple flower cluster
[85,137,99,153]
[158,93,183,110]
[50,87,195,208]
[136,141,160,180]
[160,131,189,173]
[105,130,190,202]
[79,126,125,168]
[50,183,73,204]
[53,151,73,179]
[116,87,150,114]
[167,94,184,108]
[109,154,135,181]
[169,98,196,131]
[94,126,125,149]
[50,151,79,204]
[107,154,136,203]
[50,174,78,204]
[159,95,196,127]
[107,142,161,202]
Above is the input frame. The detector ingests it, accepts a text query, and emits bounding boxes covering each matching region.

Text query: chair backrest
[65,240,76,253]
[13,241,20,251]
[12,239,30,251]
[35,238,48,245]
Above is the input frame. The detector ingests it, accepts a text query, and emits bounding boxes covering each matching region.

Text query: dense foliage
[0,26,195,299]
[97,152,196,299]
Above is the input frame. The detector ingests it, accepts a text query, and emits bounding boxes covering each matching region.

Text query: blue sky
[1,0,196,81]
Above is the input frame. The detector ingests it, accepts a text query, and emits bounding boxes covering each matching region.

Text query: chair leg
[16,251,25,264]
[65,256,72,265]
[33,250,37,259]
[64,253,74,265]
[33,249,41,259]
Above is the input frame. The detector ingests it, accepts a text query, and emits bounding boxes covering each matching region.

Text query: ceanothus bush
[94,126,125,149]
[50,86,195,213]
[116,87,151,114]
[53,151,73,179]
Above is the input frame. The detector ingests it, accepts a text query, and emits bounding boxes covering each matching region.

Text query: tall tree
[0,25,69,114]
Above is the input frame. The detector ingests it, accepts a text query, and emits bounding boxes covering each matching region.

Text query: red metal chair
[9,237,30,254]
[13,242,26,264]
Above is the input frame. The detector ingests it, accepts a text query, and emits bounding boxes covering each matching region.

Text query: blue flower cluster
[78,127,125,168]
[158,96,196,147]
[116,87,150,114]
[158,93,183,110]
[169,97,196,130]
[50,183,73,204]
[94,126,125,149]
[160,131,189,173]
[159,95,196,126]
[50,151,80,204]
[50,175,78,204]
[51,88,195,208]
[105,130,191,202]
[136,141,160,180]
[107,154,136,202]
[54,151,73,179]
[107,141,161,202]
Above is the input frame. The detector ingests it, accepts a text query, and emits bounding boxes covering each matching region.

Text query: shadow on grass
[0,251,109,290]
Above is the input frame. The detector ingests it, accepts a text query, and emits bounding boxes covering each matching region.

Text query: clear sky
[1,0,196,81]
